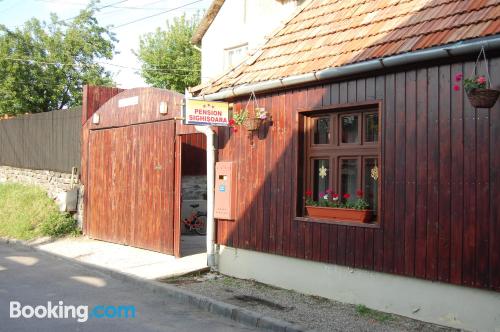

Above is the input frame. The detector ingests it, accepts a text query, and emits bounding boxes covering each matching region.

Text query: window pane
[341,159,358,199]
[313,159,329,200]
[225,45,248,70]
[364,158,378,213]
[313,117,330,144]
[341,115,359,143]
[365,113,379,142]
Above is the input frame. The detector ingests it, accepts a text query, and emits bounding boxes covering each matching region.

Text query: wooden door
[86,120,176,254]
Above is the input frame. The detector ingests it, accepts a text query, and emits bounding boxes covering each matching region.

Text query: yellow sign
[183,99,229,126]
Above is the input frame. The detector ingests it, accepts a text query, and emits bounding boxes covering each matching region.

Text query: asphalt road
[0,243,259,332]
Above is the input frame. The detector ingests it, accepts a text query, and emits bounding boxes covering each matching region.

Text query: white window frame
[224,43,248,71]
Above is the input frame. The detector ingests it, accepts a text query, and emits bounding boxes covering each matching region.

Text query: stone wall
[0,168,206,231]
[182,175,207,201]
[0,166,83,227]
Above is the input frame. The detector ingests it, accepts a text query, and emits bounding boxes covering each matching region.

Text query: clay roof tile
[198,0,500,95]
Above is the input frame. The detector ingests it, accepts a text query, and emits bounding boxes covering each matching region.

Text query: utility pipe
[195,124,216,268]
[185,88,217,268]
[197,35,500,101]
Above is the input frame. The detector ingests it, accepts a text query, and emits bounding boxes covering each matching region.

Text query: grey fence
[0,108,81,173]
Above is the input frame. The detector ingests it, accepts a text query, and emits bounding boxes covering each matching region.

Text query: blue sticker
[219,185,226,192]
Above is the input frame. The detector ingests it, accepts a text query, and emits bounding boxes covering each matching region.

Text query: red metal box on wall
[214,162,235,220]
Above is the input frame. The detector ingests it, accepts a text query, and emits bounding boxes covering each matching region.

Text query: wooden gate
[87,121,175,253]
[81,87,199,255]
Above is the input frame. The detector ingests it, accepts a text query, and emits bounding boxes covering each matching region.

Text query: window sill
[294,216,380,228]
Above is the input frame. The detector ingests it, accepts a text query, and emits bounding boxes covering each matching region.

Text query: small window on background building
[224,44,248,71]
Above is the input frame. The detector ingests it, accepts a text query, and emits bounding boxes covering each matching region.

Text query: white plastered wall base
[218,245,500,331]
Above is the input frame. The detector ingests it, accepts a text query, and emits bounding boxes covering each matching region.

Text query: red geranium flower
[332,193,339,199]
[356,189,363,197]
[343,193,350,199]
[305,189,313,197]
[453,84,460,91]
[454,73,463,82]
[229,119,236,126]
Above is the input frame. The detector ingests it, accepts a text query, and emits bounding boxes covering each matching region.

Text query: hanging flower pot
[466,88,500,108]
[229,93,268,137]
[243,117,262,131]
[243,107,268,131]
[453,47,500,109]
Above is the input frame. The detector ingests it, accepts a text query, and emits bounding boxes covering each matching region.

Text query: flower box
[305,206,372,223]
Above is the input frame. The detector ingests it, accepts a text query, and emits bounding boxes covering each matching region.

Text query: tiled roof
[196,0,500,95]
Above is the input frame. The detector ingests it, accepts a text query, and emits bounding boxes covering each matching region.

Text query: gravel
[162,272,460,332]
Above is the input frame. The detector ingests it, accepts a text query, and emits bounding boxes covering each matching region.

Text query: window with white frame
[224,44,248,71]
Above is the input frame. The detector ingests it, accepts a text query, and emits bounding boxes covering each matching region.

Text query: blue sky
[0,0,212,88]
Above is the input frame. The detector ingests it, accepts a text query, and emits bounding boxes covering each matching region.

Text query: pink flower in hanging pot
[476,76,486,85]
[453,84,460,91]
[256,108,267,120]
[454,73,463,82]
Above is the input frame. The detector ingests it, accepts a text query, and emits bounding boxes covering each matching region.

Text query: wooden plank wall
[0,108,81,173]
[181,133,206,176]
[216,56,500,291]
[87,121,176,254]
[81,85,124,125]
[81,87,190,255]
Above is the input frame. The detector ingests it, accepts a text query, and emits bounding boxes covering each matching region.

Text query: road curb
[0,237,311,332]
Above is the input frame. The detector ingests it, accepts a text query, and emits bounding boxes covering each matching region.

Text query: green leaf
[135,14,201,93]
[0,4,116,115]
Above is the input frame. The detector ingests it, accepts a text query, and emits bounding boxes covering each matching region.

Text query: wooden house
[191,0,500,330]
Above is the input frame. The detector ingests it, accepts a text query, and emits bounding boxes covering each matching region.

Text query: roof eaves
[191,0,225,45]
[196,34,500,100]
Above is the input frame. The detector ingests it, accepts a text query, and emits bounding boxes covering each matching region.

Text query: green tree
[0,4,116,115]
[136,14,200,93]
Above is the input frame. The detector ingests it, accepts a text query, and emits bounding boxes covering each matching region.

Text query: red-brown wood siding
[81,87,198,255]
[181,134,206,176]
[87,122,175,253]
[215,56,500,291]
[81,85,124,125]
